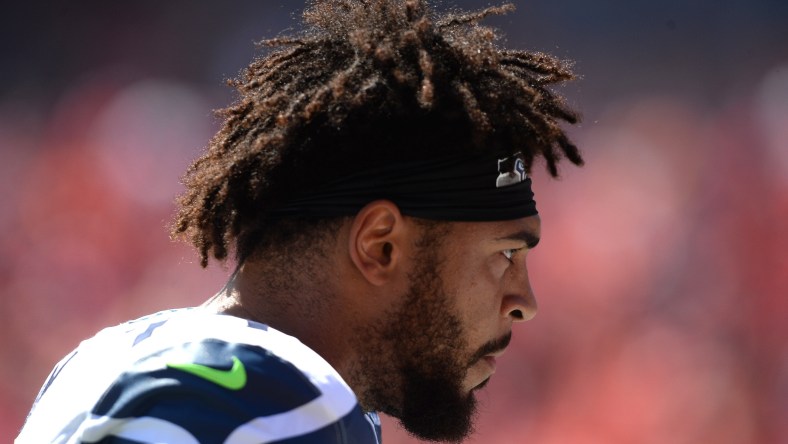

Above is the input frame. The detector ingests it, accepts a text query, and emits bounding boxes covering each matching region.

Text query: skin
[203,200,540,440]
[440,216,540,392]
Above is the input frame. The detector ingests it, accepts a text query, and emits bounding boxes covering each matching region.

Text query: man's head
[346,206,540,441]
[172,0,582,441]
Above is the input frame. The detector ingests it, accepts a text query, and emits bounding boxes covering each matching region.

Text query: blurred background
[1,1,786,442]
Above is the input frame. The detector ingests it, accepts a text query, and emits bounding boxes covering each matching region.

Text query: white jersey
[17,308,381,444]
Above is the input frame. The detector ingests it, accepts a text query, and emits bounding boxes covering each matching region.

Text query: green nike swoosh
[167,356,247,390]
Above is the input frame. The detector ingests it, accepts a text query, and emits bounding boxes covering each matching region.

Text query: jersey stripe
[224,389,358,443]
[78,415,198,443]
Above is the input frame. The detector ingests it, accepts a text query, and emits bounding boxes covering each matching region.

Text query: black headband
[269,152,537,221]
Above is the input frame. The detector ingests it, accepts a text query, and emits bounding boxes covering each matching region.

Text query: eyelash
[502,248,524,262]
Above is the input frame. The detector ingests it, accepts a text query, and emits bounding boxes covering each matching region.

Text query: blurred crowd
[381,70,788,443]
[1,1,786,443]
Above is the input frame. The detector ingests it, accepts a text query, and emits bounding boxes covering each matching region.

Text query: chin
[396,372,478,442]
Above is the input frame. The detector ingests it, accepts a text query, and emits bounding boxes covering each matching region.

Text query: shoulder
[86,337,373,443]
[21,310,380,444]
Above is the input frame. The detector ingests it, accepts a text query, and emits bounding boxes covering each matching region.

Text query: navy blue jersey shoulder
[17,310,381,443]
[90,339,379,443]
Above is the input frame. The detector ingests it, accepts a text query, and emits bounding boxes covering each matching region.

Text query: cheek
[453,254,506,288]
[449,257,504,328]
[489,256,510,280]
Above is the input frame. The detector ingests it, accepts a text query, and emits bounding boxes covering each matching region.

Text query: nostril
[503,293,537,322]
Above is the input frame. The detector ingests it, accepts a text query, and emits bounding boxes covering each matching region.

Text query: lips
[482,355,498,374]
[466,333,511,389]
[470,332,512,365]
[469,354,501,391]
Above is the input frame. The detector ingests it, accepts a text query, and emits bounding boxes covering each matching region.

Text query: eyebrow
[497,230,541,249]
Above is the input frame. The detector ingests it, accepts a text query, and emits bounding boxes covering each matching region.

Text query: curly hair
[172,0,584,267]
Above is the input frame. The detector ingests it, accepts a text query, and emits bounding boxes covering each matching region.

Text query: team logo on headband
[496,152,527,188]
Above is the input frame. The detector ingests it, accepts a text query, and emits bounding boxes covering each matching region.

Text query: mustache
[468,331,512,366]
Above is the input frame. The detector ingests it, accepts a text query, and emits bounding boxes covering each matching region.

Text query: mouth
[464,332,512,391]
[467,349,507,391]
[486,348,507,359]
[469,356,501,391]
[482,355,498,373]
[469,332,511,366]
[481,344,508,370]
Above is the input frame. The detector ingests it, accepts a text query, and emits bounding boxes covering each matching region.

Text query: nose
[502,266,538,322]
[503,290,537,322]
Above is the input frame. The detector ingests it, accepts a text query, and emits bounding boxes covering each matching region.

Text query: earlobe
[348,200,404,286]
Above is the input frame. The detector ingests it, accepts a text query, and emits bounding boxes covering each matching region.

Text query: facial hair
[352,233,481,442]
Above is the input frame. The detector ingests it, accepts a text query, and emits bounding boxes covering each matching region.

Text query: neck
[202,259,358,383]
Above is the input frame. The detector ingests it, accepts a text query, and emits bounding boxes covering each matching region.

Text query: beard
[351,228,508,442]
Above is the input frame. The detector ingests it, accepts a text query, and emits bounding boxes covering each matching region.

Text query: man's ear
[348,200,407,286]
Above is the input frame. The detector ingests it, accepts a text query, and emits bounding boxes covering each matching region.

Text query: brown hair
[172,0,583,267]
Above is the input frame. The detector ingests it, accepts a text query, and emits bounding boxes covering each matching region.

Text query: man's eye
[502,248,522,262]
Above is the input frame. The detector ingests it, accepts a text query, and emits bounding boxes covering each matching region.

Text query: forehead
[445,215,542,245]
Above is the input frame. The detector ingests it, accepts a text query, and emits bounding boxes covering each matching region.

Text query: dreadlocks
[172,0,584,267]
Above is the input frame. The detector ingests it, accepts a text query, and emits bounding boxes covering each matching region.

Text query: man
[18,0,583,442]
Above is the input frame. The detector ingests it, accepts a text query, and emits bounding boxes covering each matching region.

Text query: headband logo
[496,152,527,188]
